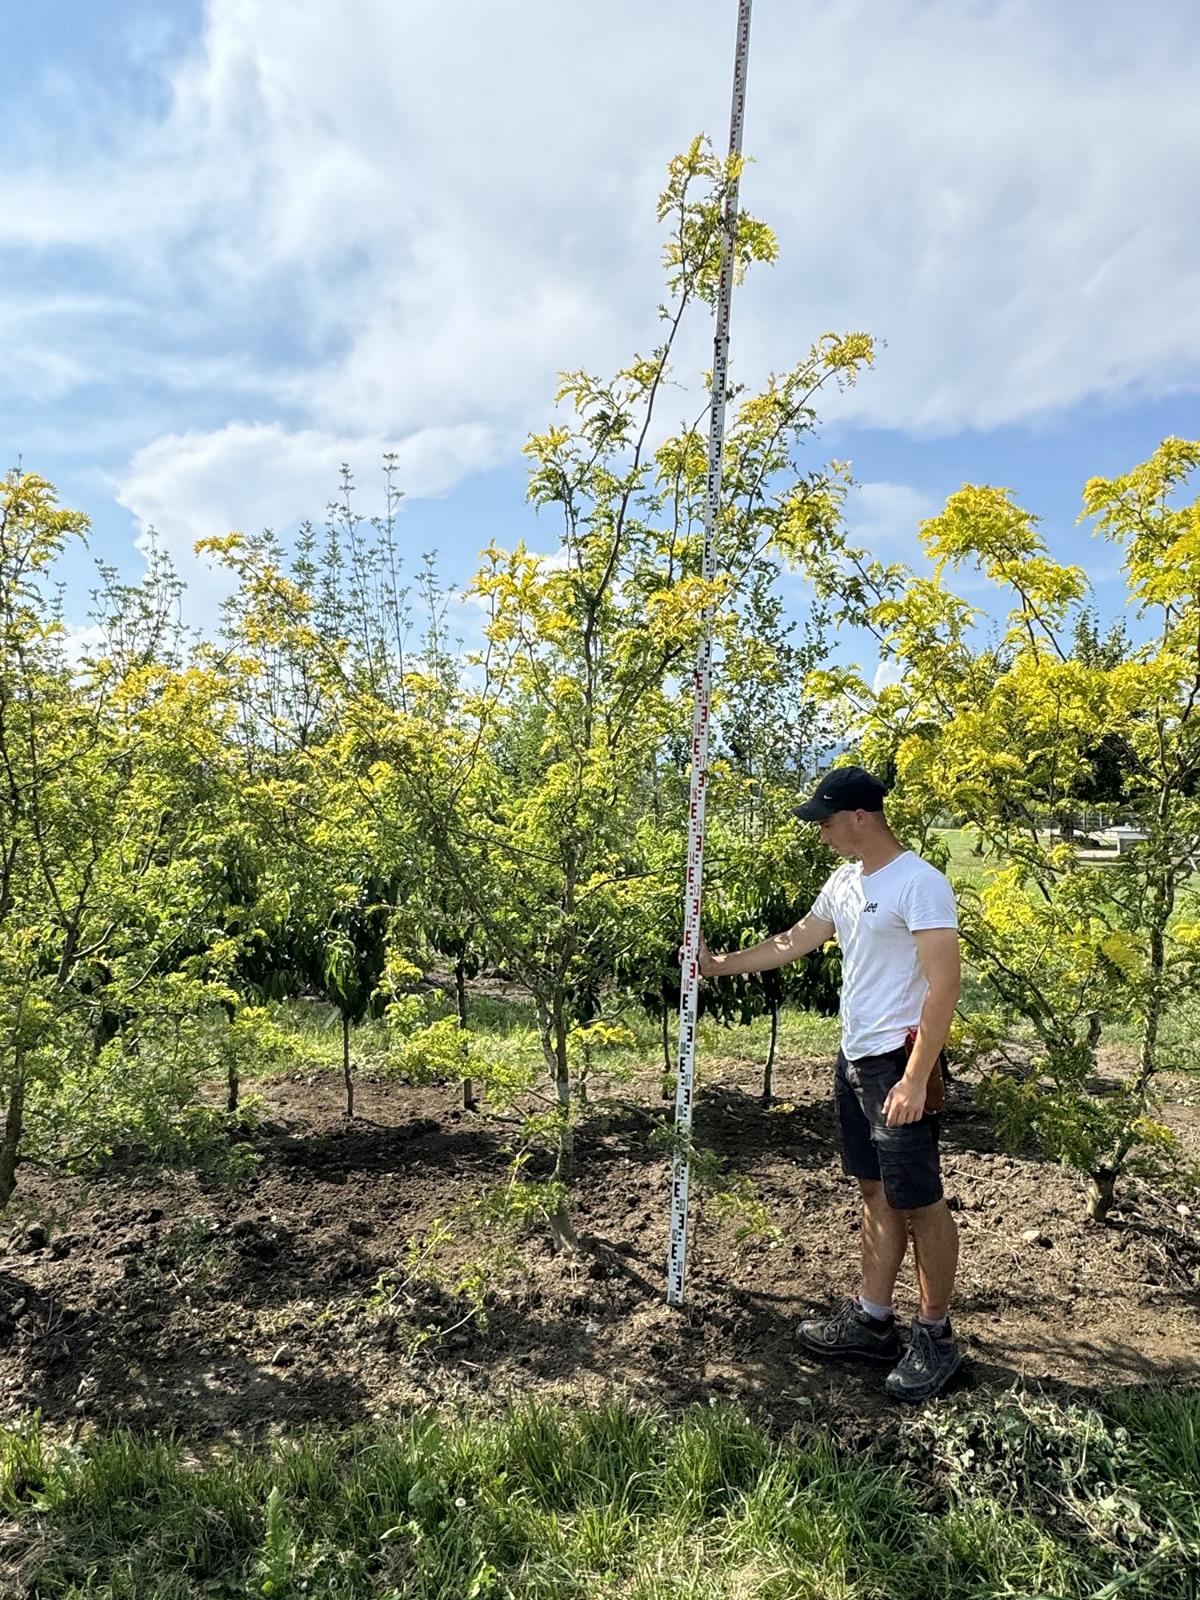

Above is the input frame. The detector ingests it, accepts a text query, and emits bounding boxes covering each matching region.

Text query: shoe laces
[831,1297,862,1332]
[905,1321,937,1373]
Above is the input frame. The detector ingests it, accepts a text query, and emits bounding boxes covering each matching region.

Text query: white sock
[918,1313,950,1335]
[857,1296,894,1322]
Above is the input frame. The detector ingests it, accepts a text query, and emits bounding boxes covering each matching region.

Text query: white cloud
[844,482,938,553]
[873,657,906,693]
[2,0,1199,566]
[113,420,503,612]
[58,622,108,667]
[0,293,121,401]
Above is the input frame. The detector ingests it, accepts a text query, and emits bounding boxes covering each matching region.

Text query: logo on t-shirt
[863,901,879,914]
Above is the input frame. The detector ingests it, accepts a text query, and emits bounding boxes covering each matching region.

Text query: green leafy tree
[700,814,842,1100]
[0,472,248,1205]
[199,471,438,1121]
[197,144,872,1250]
[372,142,871,1237]
[801,441,1200,1217]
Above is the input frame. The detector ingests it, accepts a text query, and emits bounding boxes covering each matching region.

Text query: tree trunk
[538,998,577,1252]
[342,1013,355,1119]
[455,955,468,1025]
[550,1007,573,1180]
[0,835,18,924]
[1089,909,1168,1221]
[456,956,475,1111]
[1086,1168,1116,1222]
[227,1058,240,1115]
[548,1203,579,1253]
[762,995,779,1103]
[0,1064,24,1211]
[1139,926,1166,1099]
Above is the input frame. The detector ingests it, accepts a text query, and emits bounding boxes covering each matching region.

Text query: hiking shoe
[795,1298,900,1362]
[885,1319,963,1402]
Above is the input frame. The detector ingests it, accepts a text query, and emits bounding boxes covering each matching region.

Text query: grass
[932,826,998,889]
[262,991,841,1102]
[2,1391,1197,1598]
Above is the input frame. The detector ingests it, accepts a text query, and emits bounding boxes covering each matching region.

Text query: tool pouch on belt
[903,1028,947,1114]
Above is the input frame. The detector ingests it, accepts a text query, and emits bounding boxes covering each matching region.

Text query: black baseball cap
[794,765,888,821]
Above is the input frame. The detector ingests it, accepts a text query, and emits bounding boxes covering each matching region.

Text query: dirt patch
[2,1055,1198,1441]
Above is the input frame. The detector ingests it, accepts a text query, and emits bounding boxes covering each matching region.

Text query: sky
[4,0,1199,669]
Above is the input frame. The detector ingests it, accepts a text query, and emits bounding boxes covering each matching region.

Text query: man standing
[698,766,963,1402]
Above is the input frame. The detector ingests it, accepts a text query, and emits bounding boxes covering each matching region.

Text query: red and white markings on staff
[667,0,755,1309]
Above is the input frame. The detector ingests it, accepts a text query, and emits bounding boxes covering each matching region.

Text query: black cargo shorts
[835,1045,943,1210]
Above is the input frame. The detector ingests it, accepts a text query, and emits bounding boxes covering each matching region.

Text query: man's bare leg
[795,1177,905,1358]
[858,1178,908,1308]
[907,1198,959,1322]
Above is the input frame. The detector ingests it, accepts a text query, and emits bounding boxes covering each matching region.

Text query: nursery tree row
[3,143,1198,1229]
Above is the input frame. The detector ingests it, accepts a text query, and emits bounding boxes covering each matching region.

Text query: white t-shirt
[811,850,958,1061]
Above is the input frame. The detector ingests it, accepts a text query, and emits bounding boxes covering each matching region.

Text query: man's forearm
[707,935,794,977]
[706,918,830,977]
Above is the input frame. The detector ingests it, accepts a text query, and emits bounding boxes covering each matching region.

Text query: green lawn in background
[265,994,841,1095]
[931,825,1014,889]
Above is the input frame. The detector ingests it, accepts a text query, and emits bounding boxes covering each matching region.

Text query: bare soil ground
[2,1051,1198,1442]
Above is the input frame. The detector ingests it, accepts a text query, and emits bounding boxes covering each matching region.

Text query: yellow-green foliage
[799,441,1200,1205]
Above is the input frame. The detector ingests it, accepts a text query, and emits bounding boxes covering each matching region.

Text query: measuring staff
[668,0,755,1309]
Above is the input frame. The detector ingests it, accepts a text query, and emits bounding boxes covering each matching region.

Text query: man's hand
[678,933,720,977]
[883,1075,926,1127]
